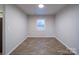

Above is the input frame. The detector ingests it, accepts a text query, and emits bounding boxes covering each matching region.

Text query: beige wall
[55,5,79,54]
[27,15,55,37]
[0,5,3,17]
[5,5,28,54]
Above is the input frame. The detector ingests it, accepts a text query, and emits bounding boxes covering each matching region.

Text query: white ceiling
[17,4,67,15]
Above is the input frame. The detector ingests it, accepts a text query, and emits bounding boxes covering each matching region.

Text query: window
[36,19,45,31]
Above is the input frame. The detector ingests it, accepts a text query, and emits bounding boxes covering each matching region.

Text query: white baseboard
[55,36,77,55]
[27,36,56,38]
[6,36,27,55]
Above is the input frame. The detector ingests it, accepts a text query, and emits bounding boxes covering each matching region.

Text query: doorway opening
[0,18,2,55]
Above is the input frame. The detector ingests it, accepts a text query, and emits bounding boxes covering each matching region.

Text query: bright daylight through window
[36,19,45,31]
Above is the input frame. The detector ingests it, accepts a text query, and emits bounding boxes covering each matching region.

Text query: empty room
[1,4,79,55]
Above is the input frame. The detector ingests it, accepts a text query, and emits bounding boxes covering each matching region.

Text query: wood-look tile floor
[11,38,75,55]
